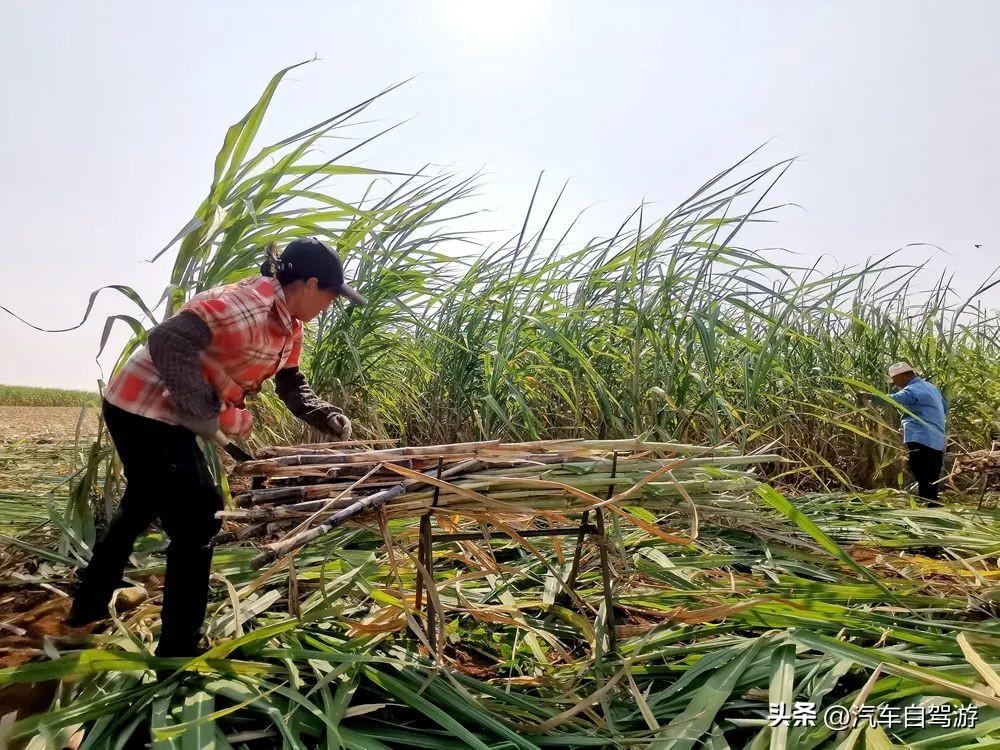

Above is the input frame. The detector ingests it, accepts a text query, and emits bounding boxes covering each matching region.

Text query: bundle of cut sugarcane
[220,438,781,569]
[950,448,1000,477]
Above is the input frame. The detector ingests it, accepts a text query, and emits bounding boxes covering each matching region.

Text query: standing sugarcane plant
[6,62,1000,490]
[23,65,1000,490]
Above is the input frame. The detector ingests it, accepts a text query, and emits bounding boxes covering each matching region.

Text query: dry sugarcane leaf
[604,504,690,545]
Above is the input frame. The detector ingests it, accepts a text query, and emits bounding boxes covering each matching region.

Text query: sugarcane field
[1,4,998,749]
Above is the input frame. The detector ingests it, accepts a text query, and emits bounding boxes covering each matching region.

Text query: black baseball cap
[275,237,367,306]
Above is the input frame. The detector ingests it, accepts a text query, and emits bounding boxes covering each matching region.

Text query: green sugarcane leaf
[651,637,768,750]
[363,667,494,750]
[755,485,901,601]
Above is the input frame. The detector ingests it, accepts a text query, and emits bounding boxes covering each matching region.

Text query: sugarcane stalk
[258,439,401,457]
[247,457,477,569]
[227,477,755,526]
[237,454,480,480]
[536,438,741,455]
[250,483,408,569]
[230,437,774,554]
[236,440,501,474]
[241,459,487,506]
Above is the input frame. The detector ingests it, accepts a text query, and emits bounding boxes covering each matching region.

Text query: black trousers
[905,441,944,501]
[71,400,222,656]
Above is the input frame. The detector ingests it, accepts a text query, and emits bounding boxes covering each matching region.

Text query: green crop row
[0,384,100,407]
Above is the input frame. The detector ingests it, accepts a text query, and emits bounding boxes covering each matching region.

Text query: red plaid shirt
[105,276,303,437]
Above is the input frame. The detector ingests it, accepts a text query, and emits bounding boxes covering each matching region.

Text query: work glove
[326,412,353,441]
[179,414,221,441]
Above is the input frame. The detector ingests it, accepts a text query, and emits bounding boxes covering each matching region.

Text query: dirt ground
[0,407,101,503]
[0,406,100,443]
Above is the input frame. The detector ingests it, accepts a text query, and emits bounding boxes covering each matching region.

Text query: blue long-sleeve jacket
[889,376,947,451]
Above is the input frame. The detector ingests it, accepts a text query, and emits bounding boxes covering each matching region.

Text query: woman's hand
[179,414,221,440]
[326,412,352,441]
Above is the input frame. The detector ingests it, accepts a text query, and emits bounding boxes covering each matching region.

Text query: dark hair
[260,243,301,285]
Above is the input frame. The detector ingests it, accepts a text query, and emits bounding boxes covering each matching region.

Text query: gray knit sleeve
[274,367,344,432]
[147,311,220,420]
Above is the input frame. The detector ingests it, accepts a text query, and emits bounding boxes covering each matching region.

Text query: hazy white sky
[1,0,996,389]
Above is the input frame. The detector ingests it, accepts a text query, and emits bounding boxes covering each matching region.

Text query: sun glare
[432,0,549,49]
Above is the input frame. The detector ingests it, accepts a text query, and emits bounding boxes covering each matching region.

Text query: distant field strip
[0,384,100,407]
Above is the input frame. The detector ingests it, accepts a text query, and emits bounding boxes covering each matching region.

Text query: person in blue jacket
[885,361,947,501]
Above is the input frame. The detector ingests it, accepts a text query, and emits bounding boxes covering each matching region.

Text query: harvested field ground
[0,406,99,443]
[0,407,101,537]
[0,429,999,746]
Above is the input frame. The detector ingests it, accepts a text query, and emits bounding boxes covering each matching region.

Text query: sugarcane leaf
[650,638,767,749]
[362,667,494,750]
[863,725,902,750]
[754,485,900,600]
[176,691,215,749]
[766,643,796,750]
[789,629,1000,710]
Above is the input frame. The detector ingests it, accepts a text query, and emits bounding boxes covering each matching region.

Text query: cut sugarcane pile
[951,448,1000,477]
[219,438,781,568]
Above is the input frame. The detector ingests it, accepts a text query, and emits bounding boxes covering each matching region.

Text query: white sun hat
[887,361,915,378]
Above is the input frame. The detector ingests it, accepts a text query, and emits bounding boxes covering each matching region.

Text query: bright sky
[1,1,996,390]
